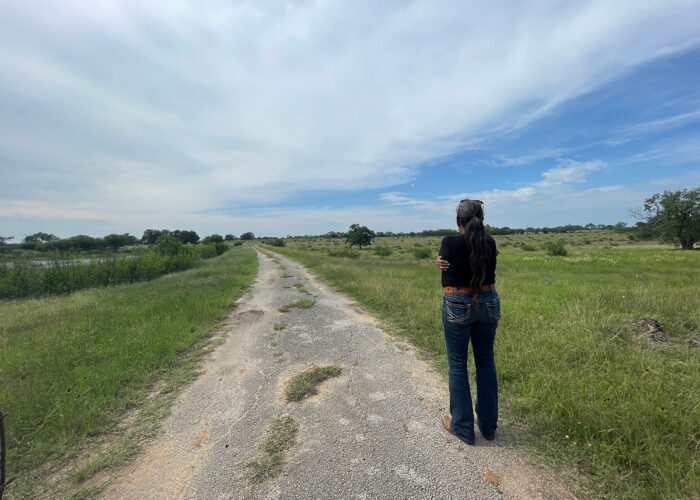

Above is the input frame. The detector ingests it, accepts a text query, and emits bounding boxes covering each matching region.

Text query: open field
[0,245,257,497]
[265,231,700,499]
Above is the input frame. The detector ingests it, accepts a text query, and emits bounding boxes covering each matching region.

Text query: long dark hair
[457,200,489,306]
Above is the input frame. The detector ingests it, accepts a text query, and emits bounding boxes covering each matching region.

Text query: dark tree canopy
[224,234,236,241]
[172,230,200,244]
[103,233,138,249]
[635,188,700,250]
[23,232,58,243]
[202,234,225,244]
[345,224,376,248]
[240,232,255,240]
[0,235,14,245]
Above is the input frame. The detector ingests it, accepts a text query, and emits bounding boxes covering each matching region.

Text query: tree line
[0,229,257,252]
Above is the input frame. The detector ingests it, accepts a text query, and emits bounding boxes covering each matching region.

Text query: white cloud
[1,0,699,234]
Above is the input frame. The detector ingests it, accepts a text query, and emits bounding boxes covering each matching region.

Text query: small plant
[520,243,537,252]
[412,247,432,259]
[285,365,342,402]
[544,240,568,256]
[273,322,287,331]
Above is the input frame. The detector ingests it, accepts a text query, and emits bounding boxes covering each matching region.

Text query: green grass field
[0,245,257,497]
[266,231,699,499]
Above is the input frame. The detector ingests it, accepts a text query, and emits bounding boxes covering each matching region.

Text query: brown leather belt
[444,285,493,294]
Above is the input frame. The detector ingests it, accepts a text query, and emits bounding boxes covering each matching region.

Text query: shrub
[155,235,183,256]
[520,243,537,252]
[544,240,568,256]
[269,238,286,247]
[412,247,432,259]
[233,241,243,246]
[373,246,392,256]
[202,234,224,244]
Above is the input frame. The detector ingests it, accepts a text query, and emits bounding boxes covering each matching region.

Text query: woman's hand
[436,256,450,271]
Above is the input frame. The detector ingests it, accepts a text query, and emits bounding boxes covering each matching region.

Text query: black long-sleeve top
[439,235,497,287]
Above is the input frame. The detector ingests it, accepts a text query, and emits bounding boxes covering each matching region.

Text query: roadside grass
[264,234,700,499]
[273,322,287,331]
[244,416,298,484]
[285,365,343,402]
[278,299,315,312]
[0,246,257,497]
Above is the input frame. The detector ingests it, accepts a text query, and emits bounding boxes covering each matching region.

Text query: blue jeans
[442,289,500,442]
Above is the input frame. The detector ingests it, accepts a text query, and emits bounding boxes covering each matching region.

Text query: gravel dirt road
[100,249,573,499]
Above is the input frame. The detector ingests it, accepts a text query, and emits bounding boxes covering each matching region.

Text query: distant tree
[202,234,224,244]
[172,229,200,244]
[142,229,170,245]
[345,224,375,248]
[634,188,700,250]
[224,234,236,241]
[103,233,138,249]
[0,235,14,245]
[24,232,58,243]
[240,232,255,240]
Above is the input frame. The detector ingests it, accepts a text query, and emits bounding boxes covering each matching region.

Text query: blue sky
[1,1,699,238]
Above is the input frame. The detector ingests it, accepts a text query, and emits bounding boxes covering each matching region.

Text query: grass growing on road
[265,235,700,499]
[0,245,257,495]
[278,299,315,312]
[286,365,343,402]
[244,416,299,484]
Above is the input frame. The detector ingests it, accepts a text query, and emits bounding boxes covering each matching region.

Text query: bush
[373,246,392,256]
[412,247,432,259]
[544,240,568,256]
[327,248,360,259]
[155,235,183,256]
[233,241,243,246]
[202,234,224,244]
[268,238,286,247]
[520,243,537,252]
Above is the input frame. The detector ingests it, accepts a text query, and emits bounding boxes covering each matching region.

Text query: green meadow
[0,245,257,497]
[266,231,699,499]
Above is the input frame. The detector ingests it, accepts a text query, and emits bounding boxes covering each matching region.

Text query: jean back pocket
[445,301,471,324]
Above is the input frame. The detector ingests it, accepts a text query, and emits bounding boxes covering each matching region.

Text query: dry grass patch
[278,299,315,313]
[244,416,298,484]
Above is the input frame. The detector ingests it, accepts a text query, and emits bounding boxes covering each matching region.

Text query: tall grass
[267,237,700,499]
[0,246,257,490]
[0,244,229,299]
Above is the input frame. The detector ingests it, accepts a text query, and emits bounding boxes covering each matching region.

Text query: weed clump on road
[278,299,315,312]
[244,416,299,484]
[285,365,342,402]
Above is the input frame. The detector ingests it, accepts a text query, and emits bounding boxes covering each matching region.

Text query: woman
[436,199,500,445]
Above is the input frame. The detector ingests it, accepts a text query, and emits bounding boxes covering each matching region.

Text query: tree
[0,235,13,245]
[172,230,200,244]
[103,233,138,249]
[240,232,255,240]
[224,234,236,241]
[23,232,58,243]
[202,234,224,244]
[634,188,700,250]
[345,224,375,248]
[142,229,170,245]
